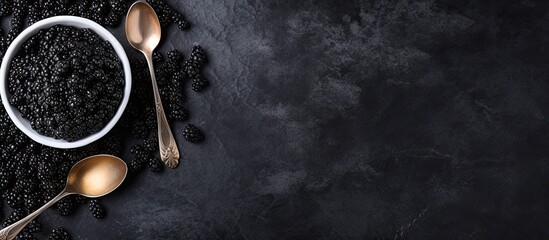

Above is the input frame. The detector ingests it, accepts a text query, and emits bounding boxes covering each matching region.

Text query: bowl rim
[0,16,132,149]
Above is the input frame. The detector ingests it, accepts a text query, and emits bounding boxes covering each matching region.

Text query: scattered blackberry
[177,19,190,31]
[109,0,125,15]
[24,192,41,211]
[42,181,65,201]
[26,220,41,233]
[183,124,204,143]
[168,103,189,121]
[5,189,23,209]
[144,106,157,131]
[16,232,36,240]
[192,75,208,92]
[190,45,206,65]
[103,15,120,27]
[89,199,105,219]
[143,137,158,153]
[130,145,148,172]
[148,157,162,172]
[167,49,181,63]
[183,60,200,78]
[90,1,108,22]
[56,197,75,216]
[75,196,88,204]
[131,120,148,139]
[10,5,24,31]
[19,179,38,194]
[102,134,123,156]
[130,157,147,173]
[131,145,148,161]
[172,69,185,82]
[0,170,14,190]
[38,161,59,182]
[153,51,163,63]
[49,227,71,240]
[3,209,25,227]
[0,1,12,17]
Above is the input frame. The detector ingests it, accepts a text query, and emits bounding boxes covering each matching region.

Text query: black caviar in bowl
[7,25,124,142]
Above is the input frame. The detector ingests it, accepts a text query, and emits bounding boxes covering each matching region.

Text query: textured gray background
[30,0,549,239]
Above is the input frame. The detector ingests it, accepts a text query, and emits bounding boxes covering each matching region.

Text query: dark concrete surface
[32,0,549,239]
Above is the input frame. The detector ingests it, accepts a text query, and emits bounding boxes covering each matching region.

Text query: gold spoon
[0,155,127,240]
[125,1,180,168]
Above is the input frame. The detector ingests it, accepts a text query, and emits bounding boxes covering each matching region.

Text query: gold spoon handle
[0,191,71,240]
[145,52,180,168]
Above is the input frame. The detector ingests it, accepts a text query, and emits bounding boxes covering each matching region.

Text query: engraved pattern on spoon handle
[145,53,180,168]
[0,191,70,240]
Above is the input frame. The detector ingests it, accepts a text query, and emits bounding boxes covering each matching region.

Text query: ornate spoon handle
[145,52,180,168]
[0,191,70,240]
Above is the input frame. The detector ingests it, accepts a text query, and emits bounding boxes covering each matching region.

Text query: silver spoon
[0,155,128,240]
[125,1,180,168]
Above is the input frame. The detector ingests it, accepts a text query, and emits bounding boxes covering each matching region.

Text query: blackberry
[0,170,14,190]
[89,199,105,219]
[130,158,147,173]
[192,75,208,92]
[5,189,22,209]
[56,197,75,216]
[143,137,158,153]
[131,145,148,161]
[190,45,206,65]
[183,124,204,143]
[109,0,125,15]
[26,220,41,233]
[20,178,37,194]
[183,60,200,78]
[172,69,185,82]
[148,157,162,172]
[130,145,148,172]
[103,15,120,27]
[75,196,88,204]
[3,209,25,227]
[38,161,59,182]
[16,232,36,240]
[131,120,148,139]
[168,103,189,121]
[153,51,163,63]
[0,1,12,17]
[43,182,65,201]
[177,19,190,31]
[102,134,122,155]
[167,49,181,63]
[49,227,71,240]
[144,106,157,131]
[90,1,108,20]
[10,5,24,31]
[24,192,41,211]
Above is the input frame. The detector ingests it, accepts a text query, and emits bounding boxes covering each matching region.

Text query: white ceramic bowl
[0,16,132,149]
